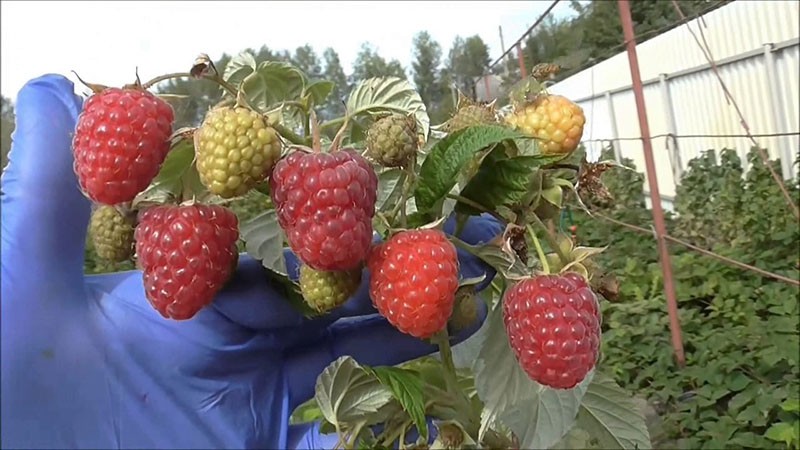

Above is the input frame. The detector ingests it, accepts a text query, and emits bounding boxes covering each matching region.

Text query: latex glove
[0,74,504,450]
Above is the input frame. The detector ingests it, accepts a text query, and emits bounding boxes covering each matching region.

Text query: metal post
[618,0,685,367]
[517,43,527,79]
[605,91,622,162]
[763,43,795,180]
[658,73,683,181]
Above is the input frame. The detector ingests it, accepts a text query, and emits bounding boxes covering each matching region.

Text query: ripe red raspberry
[73,88,175,205]
[134,203,239,320]
[367,229,460,339]
[503,272,601,389]
[269,149,378,271]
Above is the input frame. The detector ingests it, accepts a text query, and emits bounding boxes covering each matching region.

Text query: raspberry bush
[72,52,651,449]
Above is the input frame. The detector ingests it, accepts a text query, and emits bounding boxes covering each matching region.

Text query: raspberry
[88,205,135,262]
[448,287,479,334]
[72,87,175,205]
[269,149,378,271]
[365,113,418,167]
[134,203,239,320]
[196,106,282,199]
[299,265,362,313]
[367,229,460,339]
[505,94,585,155]
[446,104,499,132]
[503,272,601,389]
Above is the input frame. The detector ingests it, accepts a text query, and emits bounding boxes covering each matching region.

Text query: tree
[292,44,322,80]
[446,35,491,100]
[321,48,348,118]
[350,43,407,83]
[1,96,15,171]
[411,31,443,108]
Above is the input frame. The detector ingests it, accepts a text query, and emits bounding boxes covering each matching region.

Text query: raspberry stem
[532,214,571,266]
[431,327,464,401]
[527,224,550,274]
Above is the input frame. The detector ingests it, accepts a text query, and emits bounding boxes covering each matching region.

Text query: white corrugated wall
[547,0,800,203]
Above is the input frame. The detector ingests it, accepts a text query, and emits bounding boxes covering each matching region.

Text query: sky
[0,0,579,102]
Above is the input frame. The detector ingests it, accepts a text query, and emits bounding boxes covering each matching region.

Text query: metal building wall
[547,0,800,204]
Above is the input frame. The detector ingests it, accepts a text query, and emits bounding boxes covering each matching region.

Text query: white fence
[546,0,799,208]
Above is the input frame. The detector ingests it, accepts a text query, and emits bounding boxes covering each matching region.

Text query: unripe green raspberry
[448,287,479,334]
[89,205,135,262]
[446,104,499,132]
[196,107,282,199]
[365,113,419,167]
[299,265,362,313]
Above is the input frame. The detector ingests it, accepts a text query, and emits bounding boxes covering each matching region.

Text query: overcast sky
[1,0,578,101]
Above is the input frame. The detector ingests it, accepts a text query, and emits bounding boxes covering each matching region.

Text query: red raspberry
[269,149,378,271]
[503,272,601,389]
[367,229,460,339]
[73,88,174,205]
[134,204,239,320]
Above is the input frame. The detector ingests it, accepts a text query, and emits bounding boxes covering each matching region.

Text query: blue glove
[0,74,503,450]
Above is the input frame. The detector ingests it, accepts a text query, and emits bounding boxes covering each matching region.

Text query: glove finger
[1,75,88,291]
[284,296,487,411]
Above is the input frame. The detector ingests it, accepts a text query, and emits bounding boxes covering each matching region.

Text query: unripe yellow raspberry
[506,94,585,155]
[196,107,282,199]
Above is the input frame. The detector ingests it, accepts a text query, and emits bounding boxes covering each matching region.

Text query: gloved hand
[0,74,503,450]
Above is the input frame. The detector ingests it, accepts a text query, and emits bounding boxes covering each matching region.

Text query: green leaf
[132,139,208,207]
[764,422,799,447]
[240,208,287,275]
[345,77,430,141]
[314,356,395,429]
[500,375,594,450]
[222,51,258,92]
[304,79,335,105]
[473,306,591,448]
[541,185,563,207]
[237,60,308,111]
[456,153,564,214]
[572,372,652,449]
[364,366,429,440]
[376,168,405,211]
[781,398,800,413]
[414,126,526,213]
[289,397,326,425]
[449,236,529,281]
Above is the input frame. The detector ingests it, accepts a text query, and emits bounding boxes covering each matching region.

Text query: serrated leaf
[289,397,326,425]
[239,61,308,111]
[222,51,258,91]
[364,366,429,441]
[304,79,335,105]
[764,422,798,446]
[315,357,394,429]
[500,373,593,450]
[376,168,405,210]
[240,209,287,275]
[449,236,529,280]
[572,372,652,449]
[474,306,592,448]
[345,77,430,141]
[132,139,204,207]
[456,153,564,214]
[474,306,538,438]
[415,126,526,213]
[541,185,563,207]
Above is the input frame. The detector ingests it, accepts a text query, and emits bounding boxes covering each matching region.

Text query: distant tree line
[0,0,721,168]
